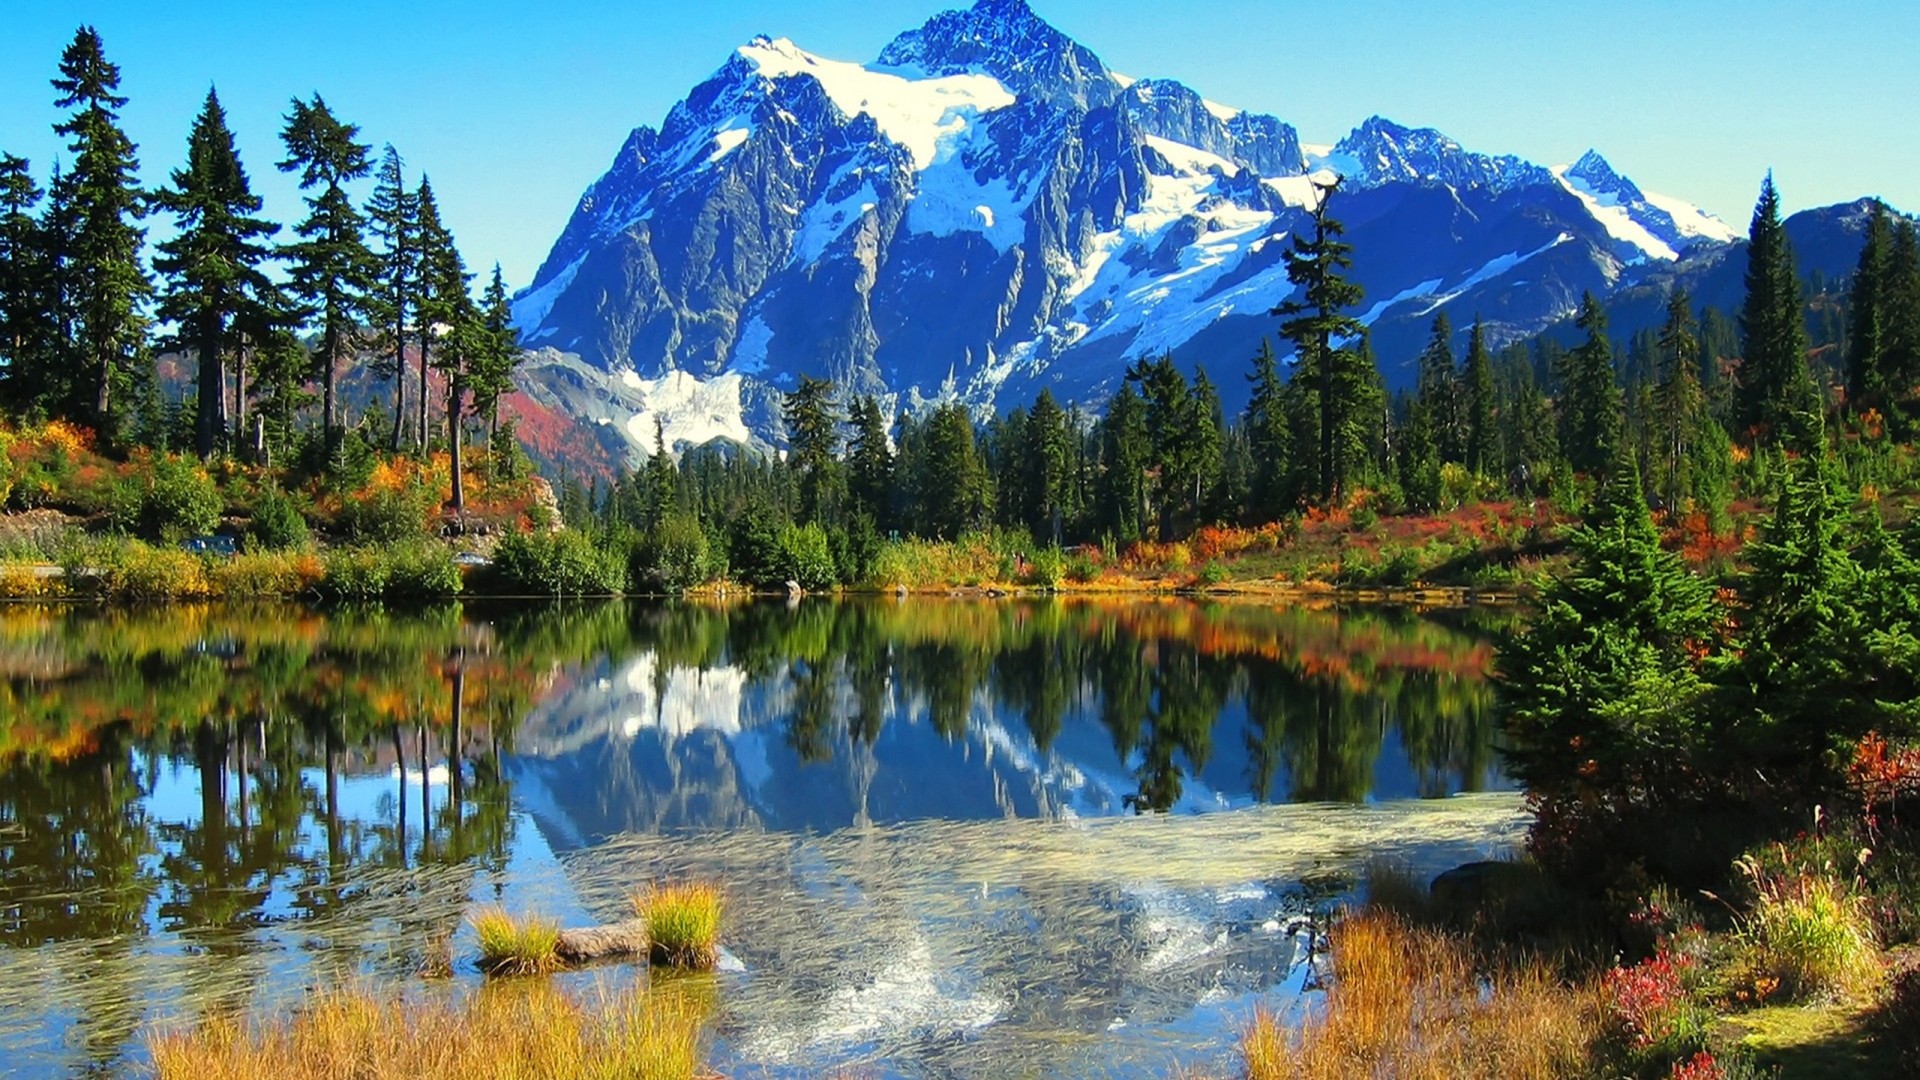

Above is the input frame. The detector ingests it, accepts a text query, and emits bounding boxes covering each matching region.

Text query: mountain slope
[512,0,1742,462]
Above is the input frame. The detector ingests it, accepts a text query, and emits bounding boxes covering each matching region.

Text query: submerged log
[554,917,649,964]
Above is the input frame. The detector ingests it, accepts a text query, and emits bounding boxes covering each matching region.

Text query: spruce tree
[1497,447,1718,846]
[1415,312,1462,464]
[1243,337,1291,519]
[365,144,419,451]
[411,176,454,452]
[1883,219,1920,421]
[418,213,476,510]
[1274,178,1369,504]
[51,26,151,439]
[1461,318,1496,477]
[783,375,842,526]
[846,394,894,531]
[1557,293,1622,476]
[1396,391,1441,512]
[1099,383,1149,542]
[1654,288,1705,511]
[919,402,990,539]
[467,264,522,442]
[1024,388,1073,545]
[278,94,376,463]
[154,88,280,460]
[0,154,50,409]
[1845,201,1893,417]
[1736,174,1821,449]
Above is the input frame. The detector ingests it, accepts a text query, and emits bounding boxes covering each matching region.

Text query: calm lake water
[0,598,1525,1078]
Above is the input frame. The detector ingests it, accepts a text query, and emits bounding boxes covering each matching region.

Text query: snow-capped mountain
[512,0,1742,460]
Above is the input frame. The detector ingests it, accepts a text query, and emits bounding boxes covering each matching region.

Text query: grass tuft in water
[147,982,706,1080]
[635,882,724,971]
[470,906,563,977]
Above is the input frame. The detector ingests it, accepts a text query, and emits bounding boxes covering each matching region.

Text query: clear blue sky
[2,0,1914,293]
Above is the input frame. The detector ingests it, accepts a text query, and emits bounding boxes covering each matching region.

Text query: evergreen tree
[642,417,677,528]
[1396,391,1441,512]
[1727,454,1873,772]
[846,394,894,531]
[1654,288,1705,511]
[278,94,375,463]
[364,144,419,451]
[1497,448,1718,854]
[467,264,522,441]
[0,154,50,409]
[1099,383,1149,542]
[411,177,454,452]
[1415,312,1462,463]
[1243,337,1291,519]
[418,214,477,510]
[154,89,280,460]
[782,375,842,525]
[1274,178,1369,504]
[51,26,151,439]
[1882,218,1920,421]
[1736,174,1821,449]
[1024,388,1073,544]
[1557,292,1622,476]
[919,402,990,538]
[1461,318,1496,477]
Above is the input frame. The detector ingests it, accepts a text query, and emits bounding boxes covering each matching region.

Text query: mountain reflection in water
[0,598,1519,1078]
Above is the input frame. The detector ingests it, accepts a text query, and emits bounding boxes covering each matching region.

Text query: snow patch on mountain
[618,369,753,450]
[740,36,1014,170]
[512,252,586,343]
[1644,191,1742,243]
[1553,164,1678,262]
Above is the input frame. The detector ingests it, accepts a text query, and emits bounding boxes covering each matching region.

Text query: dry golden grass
[1243,911,1601,1080]
[146,982,707,1080]
[635,882,724,971]
[470,906,563,977]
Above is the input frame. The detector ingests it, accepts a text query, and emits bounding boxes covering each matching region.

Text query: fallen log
[554,917,649,964]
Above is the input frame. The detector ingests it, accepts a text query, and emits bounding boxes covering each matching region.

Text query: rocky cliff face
[512,0,1745,463]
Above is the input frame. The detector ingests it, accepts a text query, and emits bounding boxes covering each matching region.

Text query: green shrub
[493,529,626,596]
[110,453,223,542]
[1198,560,1231,586]
[247,485,311,552]
[727,509,785,589]
[1064,550,1101,584]
[387,543,462,599]
[1022,547,1065,589]
[336,480,437,544]
[633,513,711,594]
[1733,855,1880,1003]
[319,548,392,602]
[779,522,837,591]
[210,551,324,597]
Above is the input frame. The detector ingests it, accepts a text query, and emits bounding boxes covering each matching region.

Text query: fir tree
[467,264,522,441]
[411,176,455,451]
[0,154,50,409]
[1736,174,1821,449]
[418,215,476,510]
[1557,292,1622,476]
[154,88,280,460]
[1243,337,1291,519]
[52,26,151,439]
[1024,388,1073,545]
[1415,312,1462,464]
[1654,288,1705,511]
[1099,383,1149,542]
[365,144,419,451]
[1461,318,1496,477]
[782,375,842,526]
[1274,177,1369,504]
[846,394,894,531]
[278,94,375,463]
[919,402,990,539]
[1497,447,1718,849]
[1883,218,1920,420]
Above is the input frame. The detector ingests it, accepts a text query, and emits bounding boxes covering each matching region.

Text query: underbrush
[488,529,627,596]
[146,981,708,1080]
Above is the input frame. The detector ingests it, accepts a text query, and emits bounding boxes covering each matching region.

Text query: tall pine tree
[1557,292,1622,476]
[0,154,50,409]
[154,88,280,460]
[51,26,150,439]
[278,94,375,463]
[1274,177,1369,504]
[1461,317,1496,477]
[1735,174,1821,449]
[365,144,419,451]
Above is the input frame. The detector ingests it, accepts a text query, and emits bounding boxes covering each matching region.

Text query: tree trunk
[391,331,407,454]
[449,378,465,514]
[196,314,222,460]
[321,313,339,463]
[417,335,430,454]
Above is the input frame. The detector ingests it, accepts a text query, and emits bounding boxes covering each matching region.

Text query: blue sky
[2,0,1914,292]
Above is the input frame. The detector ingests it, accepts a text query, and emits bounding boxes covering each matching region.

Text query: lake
[0,598,1525,1078]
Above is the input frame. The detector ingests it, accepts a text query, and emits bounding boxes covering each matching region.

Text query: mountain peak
[877,0,1116,110]
[1564,148,1645,201]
